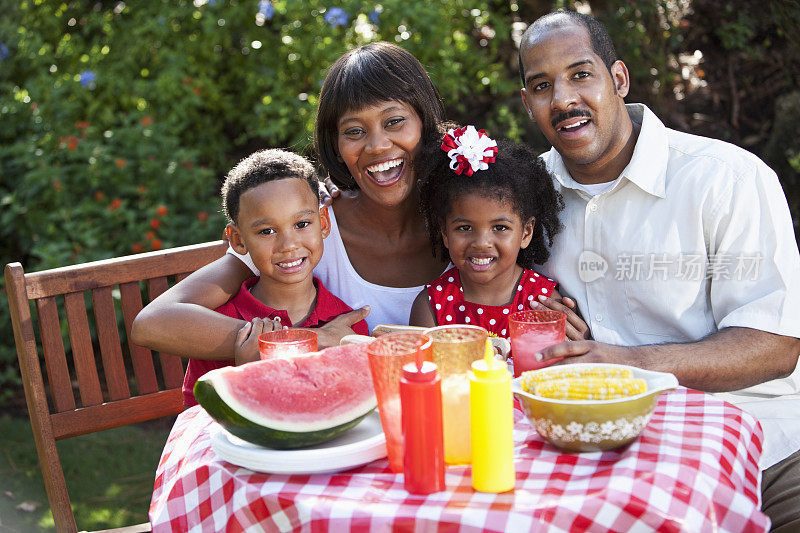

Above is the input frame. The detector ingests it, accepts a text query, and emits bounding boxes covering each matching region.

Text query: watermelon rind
[194,370,376,450]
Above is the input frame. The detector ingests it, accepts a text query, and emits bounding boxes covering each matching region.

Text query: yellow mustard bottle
[469,340,515,493]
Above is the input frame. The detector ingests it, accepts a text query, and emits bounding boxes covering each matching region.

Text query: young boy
[182,149,369,406]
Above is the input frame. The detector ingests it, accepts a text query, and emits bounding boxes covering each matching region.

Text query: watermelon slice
[194,343,377,449]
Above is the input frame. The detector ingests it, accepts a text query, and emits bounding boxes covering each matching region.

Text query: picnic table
[149,387,769,532]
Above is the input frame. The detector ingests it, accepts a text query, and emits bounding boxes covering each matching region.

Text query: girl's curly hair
[417,124,563,268]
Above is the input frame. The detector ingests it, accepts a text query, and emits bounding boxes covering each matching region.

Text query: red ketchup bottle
[400,360,445,494]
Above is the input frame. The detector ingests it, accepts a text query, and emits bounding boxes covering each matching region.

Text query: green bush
[0,0,522,406]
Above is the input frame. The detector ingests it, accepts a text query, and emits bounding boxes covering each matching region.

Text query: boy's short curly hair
[221,149,319,224]
[417,125,563,267]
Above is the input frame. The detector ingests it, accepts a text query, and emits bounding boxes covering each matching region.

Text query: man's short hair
[518,10,618,85]
[221,149,319,224]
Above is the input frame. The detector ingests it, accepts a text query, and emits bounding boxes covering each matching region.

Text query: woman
[131,42,449,357]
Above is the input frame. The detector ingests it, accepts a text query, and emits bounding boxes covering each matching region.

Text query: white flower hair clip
[440,125,498,176]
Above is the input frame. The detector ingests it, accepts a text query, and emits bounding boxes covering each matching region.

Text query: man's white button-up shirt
[540,103,800,468]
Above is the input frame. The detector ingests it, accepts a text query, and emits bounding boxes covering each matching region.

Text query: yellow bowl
[512,363,678,452]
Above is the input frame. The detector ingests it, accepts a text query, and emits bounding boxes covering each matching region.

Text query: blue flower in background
[324,7,349,28]
[368,9,379,25]
[79,70,96,89]
[258,0,274,20]
[0,42,9,61]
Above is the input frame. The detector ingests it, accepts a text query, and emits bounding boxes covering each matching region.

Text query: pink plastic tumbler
[258,329,318,359]
[366,332,432,474]
[509,310,566,377]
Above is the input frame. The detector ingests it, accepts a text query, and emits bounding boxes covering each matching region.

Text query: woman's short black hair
[314,42,445,188]
[221,149,319,224]
[417,125,563,267]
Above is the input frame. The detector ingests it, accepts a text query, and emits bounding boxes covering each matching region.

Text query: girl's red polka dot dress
[426,266,557,339]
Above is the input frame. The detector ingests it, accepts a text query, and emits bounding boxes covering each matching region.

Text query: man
[519,10,800,531]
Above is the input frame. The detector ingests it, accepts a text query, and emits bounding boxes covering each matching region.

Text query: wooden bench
[4,240,227,533]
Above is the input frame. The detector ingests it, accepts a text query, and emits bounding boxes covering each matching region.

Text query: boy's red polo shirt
[182,276,369,406]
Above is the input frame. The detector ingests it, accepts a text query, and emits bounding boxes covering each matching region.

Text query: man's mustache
[551,109,592,128]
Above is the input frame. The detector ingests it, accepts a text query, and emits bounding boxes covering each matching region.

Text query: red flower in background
[75,121,90,129]
[115,158,127,168]
[131,242,144,253]
[145,231,155,240]
[150,218,161,229]
[109,198,122,211]
[197,211,208,221]
[156,205,168,216]
[94,191,105,201]
[60,136,79,151]
[151,239,163,250]
[141,116,153,127]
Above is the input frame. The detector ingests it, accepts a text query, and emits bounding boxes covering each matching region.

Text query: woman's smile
[337,99,422,205]
[365,157,405,185]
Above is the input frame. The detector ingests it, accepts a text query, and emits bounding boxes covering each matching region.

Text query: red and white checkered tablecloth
[149,387,769,532]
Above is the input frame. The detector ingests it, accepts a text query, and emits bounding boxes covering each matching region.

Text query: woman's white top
[227,208,424,332]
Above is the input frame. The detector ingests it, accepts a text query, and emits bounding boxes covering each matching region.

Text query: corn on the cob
[532,378,647,400]
[520,366,633,391]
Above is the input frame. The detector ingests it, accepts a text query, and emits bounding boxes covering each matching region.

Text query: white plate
[210,410,387,475]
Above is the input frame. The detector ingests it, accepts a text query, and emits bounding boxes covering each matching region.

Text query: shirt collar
[544,103,668,199]
[231,276,326,327]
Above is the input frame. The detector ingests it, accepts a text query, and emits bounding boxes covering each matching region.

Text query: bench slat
[36,297,76,413]
[64,292,104,407]
[119,281,159,395]
[51,389,184,440]
[92,286,131,401]
[24,241,227,299]
[146,277,186,390]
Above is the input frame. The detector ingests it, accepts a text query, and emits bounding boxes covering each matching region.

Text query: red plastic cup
[509,310,566,377]
[258,329,318,359]
[366,332,432,474]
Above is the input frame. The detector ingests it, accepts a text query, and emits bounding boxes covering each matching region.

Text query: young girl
[410,125,584,341]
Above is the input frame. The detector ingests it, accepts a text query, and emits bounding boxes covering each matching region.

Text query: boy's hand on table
[532,295,592,341]
[313,306,371,348]
[234,317,285,365]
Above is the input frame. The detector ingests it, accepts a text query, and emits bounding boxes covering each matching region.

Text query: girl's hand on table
[312,306,371,348]
[234,317,285,365]
[532,294,592,341]
[319,177,340,207]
